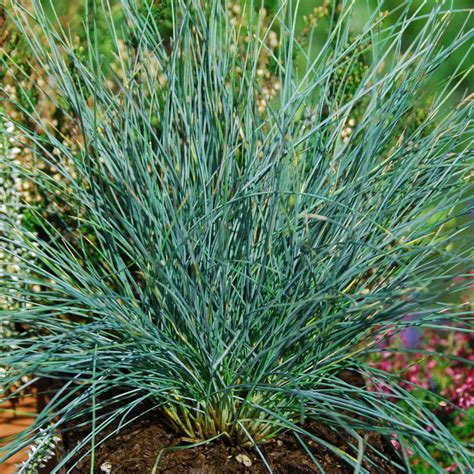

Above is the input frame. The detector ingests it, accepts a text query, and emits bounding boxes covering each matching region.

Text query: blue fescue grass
[1,0,473,471]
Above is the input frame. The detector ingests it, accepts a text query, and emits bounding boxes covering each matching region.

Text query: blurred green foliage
[41,0,472,96]
[298,0,473,95]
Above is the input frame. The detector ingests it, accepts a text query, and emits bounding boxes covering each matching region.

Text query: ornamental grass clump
[1,0,473,471]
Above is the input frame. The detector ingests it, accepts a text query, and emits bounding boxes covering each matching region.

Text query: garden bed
[58,372,402,473]
[62,410,401,473]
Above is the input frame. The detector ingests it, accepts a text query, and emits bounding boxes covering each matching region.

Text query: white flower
[10,147,22,156]
[100,462,113,474]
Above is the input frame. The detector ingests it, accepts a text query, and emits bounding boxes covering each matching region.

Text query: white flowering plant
[0,118,23,326]
[14,428,59,474]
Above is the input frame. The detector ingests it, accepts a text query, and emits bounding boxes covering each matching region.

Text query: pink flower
[390,439,400,450]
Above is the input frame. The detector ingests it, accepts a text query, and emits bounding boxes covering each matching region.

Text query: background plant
[1,0,473,472]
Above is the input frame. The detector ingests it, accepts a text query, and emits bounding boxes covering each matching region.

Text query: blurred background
[40,0,473,93]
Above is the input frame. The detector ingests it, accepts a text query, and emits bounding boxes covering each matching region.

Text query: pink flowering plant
[369,276,474,471]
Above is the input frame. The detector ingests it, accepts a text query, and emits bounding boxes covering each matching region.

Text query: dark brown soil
[62,409,403,473]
